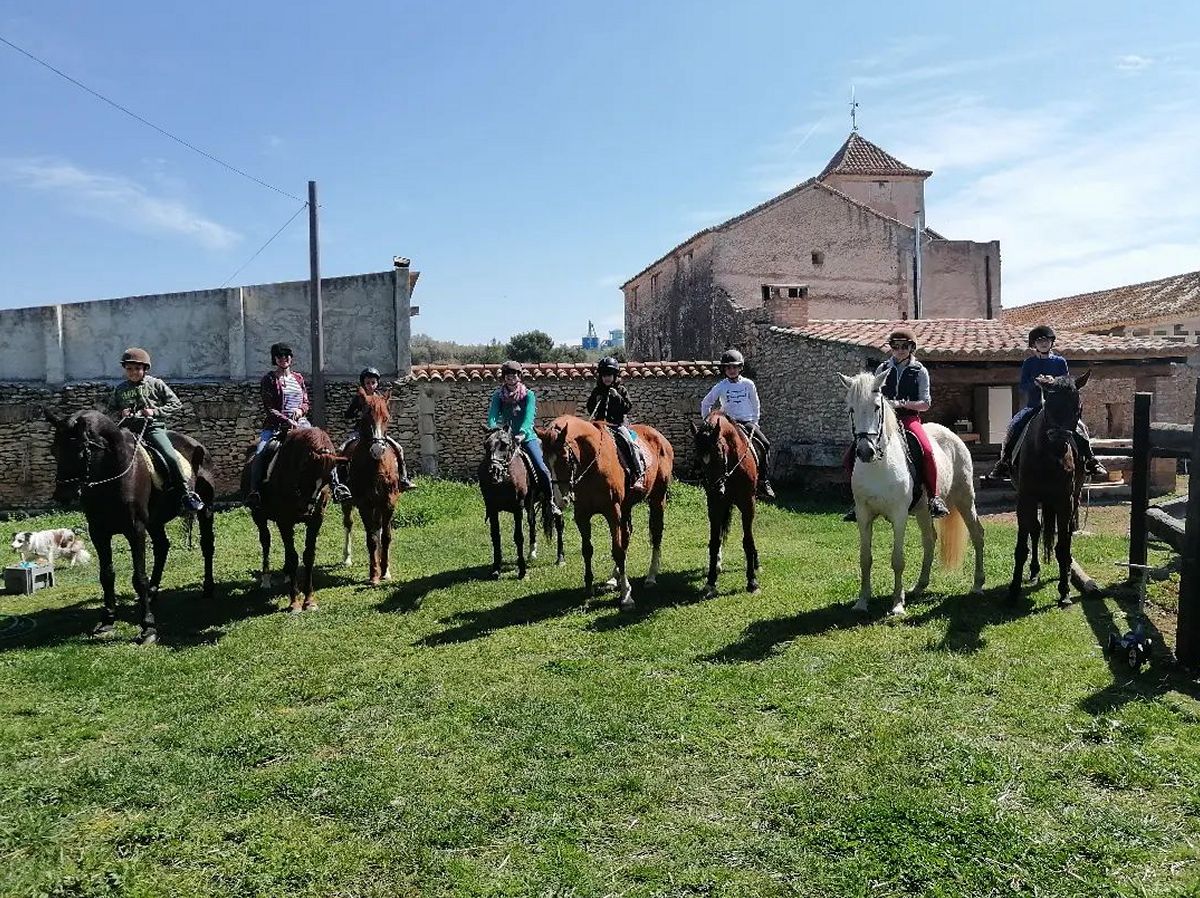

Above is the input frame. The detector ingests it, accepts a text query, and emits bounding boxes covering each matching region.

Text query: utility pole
[308,180,325,425]
[913,210,924,319]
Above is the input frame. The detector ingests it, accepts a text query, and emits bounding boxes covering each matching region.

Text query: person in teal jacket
[488,360,560,519]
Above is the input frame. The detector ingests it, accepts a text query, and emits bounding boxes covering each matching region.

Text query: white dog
[10,528,92,567]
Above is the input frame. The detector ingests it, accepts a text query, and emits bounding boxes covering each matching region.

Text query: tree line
[410,330,627,366]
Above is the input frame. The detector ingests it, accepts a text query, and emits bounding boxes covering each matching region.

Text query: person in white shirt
[699,348,775,499]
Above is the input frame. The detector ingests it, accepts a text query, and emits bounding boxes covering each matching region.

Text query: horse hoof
[644,576,657,588]
[603,578,619,591]
[287,606,304,615]
[342,558,353,568]
[517,570,528,581]
[1058,596,1073,608]
[259,573,273,589]
[702,584,717,600]
[305,603,320,612]
[369,577,381,586]
[971,584,985,596]
[619,596,635,610]
[202,584,214,600]
[529,548,538,561]
[889,605,906,618]
[852,599,869,613]
[382,571,392,581]
[489,569,501,580]
[556,557,566,567]
[747,582,761,595]
[135,631,158,646]
[1026,573,1039,584]
[91,622,116,638]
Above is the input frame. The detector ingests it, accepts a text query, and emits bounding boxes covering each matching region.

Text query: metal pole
[1129,392,1151,585]
[308,180,325,426]
[913,210,923,319]
[1175,380,1200,666]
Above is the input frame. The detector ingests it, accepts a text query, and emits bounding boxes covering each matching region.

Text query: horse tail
[937,503,966,571]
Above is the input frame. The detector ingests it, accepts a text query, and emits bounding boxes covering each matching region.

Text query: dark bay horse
[1008,370,1097,606]
[44,409,215,645]
[339,390,402,585]
[242,427,344,612]
[691,410,760,597]
[478,427,565,580]
[536,415,673,608]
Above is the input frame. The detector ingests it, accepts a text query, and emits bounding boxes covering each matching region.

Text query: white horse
[839,371,985,615]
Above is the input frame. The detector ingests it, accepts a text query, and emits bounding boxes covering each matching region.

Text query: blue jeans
[522,435,554,497]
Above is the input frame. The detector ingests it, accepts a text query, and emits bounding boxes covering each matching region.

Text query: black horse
[478,427,564,579]
[44,409,216,644]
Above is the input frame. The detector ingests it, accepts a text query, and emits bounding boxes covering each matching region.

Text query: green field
[1,482,1198,897]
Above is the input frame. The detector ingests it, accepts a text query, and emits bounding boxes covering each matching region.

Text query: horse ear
[872,370,888,392]
[1075,369,1092,390]
[837,373,853,388]
[42,407,65,429]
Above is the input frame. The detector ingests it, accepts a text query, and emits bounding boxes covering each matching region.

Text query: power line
[0,33,305,204]
[219,202,308,288]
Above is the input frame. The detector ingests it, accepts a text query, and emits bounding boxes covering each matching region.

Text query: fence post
[1176,381,1200,667]
[1128,393,1152,585]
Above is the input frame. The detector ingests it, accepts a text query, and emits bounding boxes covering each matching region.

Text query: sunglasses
[122,363,146,370]
[889,341,912,349]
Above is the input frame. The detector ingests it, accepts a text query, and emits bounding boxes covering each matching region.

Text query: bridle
[549,434,598,503]
[849,397,889,460]
[697,421,750,493]
[484,431,519,485]
[55,417,149,493]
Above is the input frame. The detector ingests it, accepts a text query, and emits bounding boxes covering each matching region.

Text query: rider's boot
[758,477,776,501]
[843,507,857,522]
[330,468,352,503]
[928,496,950,518]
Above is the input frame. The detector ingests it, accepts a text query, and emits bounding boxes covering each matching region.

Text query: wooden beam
[1129,393,1150,583]
[1177,380,1200,667]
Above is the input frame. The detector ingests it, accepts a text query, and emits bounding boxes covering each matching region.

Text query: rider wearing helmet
[700,348,776,499]
[105,347,205,513]
[984,325,1107,482]
[338,366,416,491]
[487,360,561,520]
[845,328,949,521]
[586,356,645,493]
[247,341,350,506]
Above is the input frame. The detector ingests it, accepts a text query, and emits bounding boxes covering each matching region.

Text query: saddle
[516,444,538,485]
[900,429,924,511]
[733,423,766,472]
[137,440,194,491]
[608,425,648,484]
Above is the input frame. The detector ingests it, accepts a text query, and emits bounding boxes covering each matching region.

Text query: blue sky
[2,1,1197,344]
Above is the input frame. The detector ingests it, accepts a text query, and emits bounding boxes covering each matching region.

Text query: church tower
[817,132,931,224]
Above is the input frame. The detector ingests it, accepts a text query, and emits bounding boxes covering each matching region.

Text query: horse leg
[280,523,301,613]
[130,526,157,645]
[1055,505,1073,608]
[962,499,986,595]
[889,515,908,616]
[854,514,873,612]
[147,522,170,593]
[703,497,723,599]
[1028,510,1042,584]
[92,531,118,636]
[1009,498,1033,601]
[526,496,538,562]
[255,513,273,590]
[365,508,382,585]
[577,510,594,595]
[513,510,527,580]
[488,509,503,579]
[554,507,566,566]
[342,499,354,567]
[610,507,633,609]
[741,498,759,594]
[380,506,394,581]
[198,502,215,598]
[302,517,321,611]
[646,494,665,587]
[912,506,933,597]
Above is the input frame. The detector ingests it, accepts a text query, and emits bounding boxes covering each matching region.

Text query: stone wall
[1153,361,1200,425]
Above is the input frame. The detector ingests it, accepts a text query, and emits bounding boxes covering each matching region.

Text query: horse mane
[703,409,747,451]
[360,390,390,422]
[844,372,902,441]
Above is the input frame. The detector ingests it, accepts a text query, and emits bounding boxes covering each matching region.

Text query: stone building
[621,131,1001,361]
[1003,269,1200,422]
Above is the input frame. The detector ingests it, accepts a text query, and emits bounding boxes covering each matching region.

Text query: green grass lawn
[1,482,1198,897]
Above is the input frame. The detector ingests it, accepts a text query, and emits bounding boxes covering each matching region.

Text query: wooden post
[1128,392,1151,584]
[1176,381,1200,667]
[307,180,325,426]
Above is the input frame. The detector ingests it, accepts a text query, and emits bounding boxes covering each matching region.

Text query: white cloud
[1,158,240,250]
[1116,54,1153,72]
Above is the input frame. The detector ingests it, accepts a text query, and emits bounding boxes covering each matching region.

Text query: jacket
[586,383,632,426]
[106,375,182,429]
[260,370,310,431]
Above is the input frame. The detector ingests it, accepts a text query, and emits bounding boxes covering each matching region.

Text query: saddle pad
[136,444,194,490]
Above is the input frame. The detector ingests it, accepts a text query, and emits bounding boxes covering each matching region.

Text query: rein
[57,417,150,492]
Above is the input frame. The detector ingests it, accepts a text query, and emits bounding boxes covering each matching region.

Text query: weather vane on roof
[850,85,859,132]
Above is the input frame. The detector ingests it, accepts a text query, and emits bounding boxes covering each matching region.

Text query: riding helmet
[597,356,620,378]
[1028,324,1057,346]
[270,342,294,360]
[359,366,382,385]
[120,347,152,369]
[500,360,523,376]
[888,327,917,350]
[720,348,745,367]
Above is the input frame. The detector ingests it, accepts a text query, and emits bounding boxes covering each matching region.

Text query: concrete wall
[821,173,926,226]
[922,240,1000,320]
[0,269,414,383]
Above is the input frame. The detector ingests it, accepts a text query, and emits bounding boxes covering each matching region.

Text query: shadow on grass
[587,568,711,632]
[377,565,494,615]
[702,598,865,663]
[903,584,1056,654]
[416,583,584,647]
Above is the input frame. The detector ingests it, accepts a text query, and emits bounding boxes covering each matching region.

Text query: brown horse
[478,427,565,579]
[1008,371,1097,606]
[535,416,673,608]
[691,410,760,597]
[339,390,402,584]
[44,409,216,645]
[242,427,344,612]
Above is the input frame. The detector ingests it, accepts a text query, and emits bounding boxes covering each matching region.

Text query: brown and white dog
[10,528,92,566]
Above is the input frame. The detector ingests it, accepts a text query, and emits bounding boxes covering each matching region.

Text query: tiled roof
[773,318,1194,362]
[817,132,932,180]
[408,361,721,382]
[1002,269,1200,332]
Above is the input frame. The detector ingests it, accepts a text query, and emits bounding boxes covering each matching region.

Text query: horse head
[839,370,891,463]
[275,428,345,516]
[1040,369,1089,453]
[536,418,576,507]
[44,409,124,503]
[356,390,393,461]
[691,413,729,495]
[481,426,519,487]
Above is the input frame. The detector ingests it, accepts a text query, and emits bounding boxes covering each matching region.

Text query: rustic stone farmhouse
[621,131,1001,361]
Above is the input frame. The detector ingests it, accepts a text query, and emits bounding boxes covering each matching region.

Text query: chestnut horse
[536,416,673,608]
[691,410,760,597]
[478,427,565,579]
[44,409,216,645]
[339,390,403,584]
[242,427,343,612]
[1008,371,1098,606]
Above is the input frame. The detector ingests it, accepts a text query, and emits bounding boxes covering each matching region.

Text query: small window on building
[787,286,808,299]
[630,286,638,310]
[650,273,659,300]
[762,285,771,303]
[811,250,825,266]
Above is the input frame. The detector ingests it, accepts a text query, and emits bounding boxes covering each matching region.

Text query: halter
[55,417,150,493]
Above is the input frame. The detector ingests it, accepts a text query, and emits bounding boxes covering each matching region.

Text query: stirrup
[843,507,857,523]
[183,490,205,512]
[929,496,950,518]
[332,483,352,502]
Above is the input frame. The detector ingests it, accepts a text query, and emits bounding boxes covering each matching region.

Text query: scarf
[500,381,527,407]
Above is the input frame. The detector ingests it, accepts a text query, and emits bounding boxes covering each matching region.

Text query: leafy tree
[505,330,556,363]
